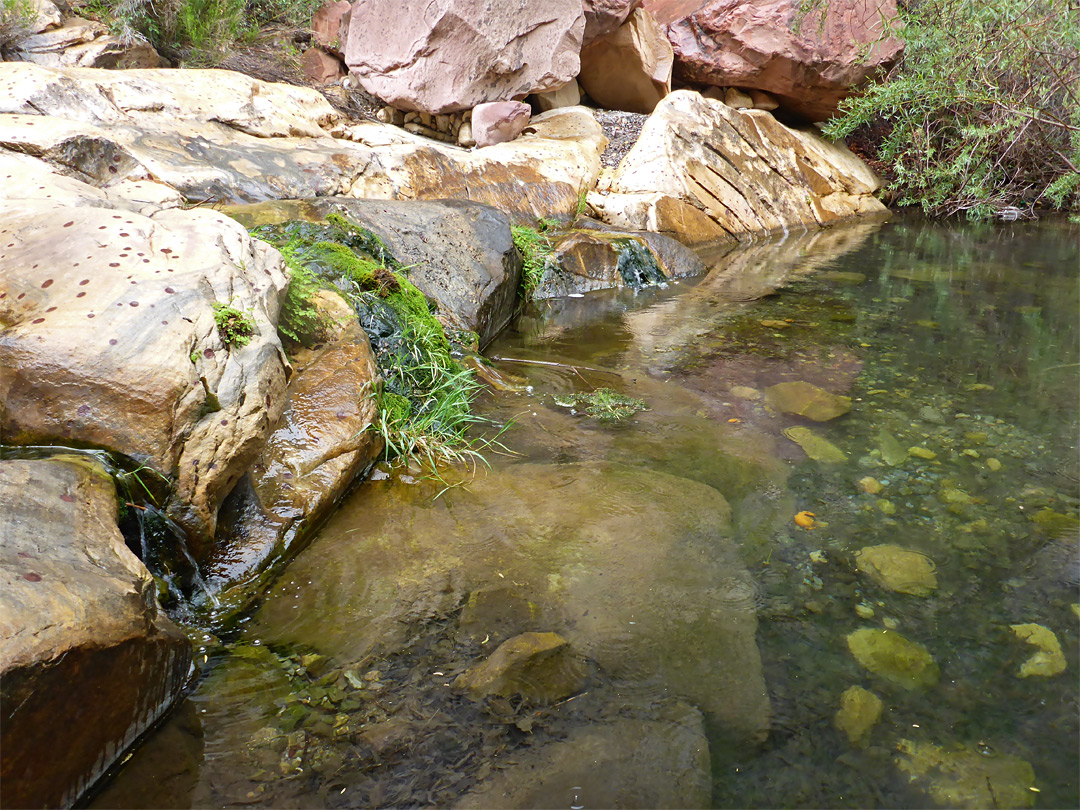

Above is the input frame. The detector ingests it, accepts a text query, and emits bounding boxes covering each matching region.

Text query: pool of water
[89,217,1079,809]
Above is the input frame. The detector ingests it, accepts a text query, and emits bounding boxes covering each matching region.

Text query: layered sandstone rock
[588,90,886,244]
[344,0,585,114]
[0,456,191,808]
[582,0,643,45]
[578,6,673,114]
[644,0,903,121]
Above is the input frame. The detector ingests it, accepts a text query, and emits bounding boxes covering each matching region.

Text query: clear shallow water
[89,218,1079,809]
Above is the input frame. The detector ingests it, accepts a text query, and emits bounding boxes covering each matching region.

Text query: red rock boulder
[311,0,352,56]
[642,0,903,121]
[344,0,585,114]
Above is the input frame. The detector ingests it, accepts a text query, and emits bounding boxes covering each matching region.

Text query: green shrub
[511,225,555,300]
[824,0,1079,219]
[0,0,36,48]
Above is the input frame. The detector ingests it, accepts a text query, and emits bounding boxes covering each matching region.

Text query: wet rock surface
[0,456,191,809]
[253,461,771,742]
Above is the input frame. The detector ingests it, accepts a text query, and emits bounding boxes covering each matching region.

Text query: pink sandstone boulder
[579,6,673,113]
[344,0,585,114]
[582,0,643,45]
[311,0,352,56]
[301,46,346,85]
[471,101,532,148]
[642,0,903,121]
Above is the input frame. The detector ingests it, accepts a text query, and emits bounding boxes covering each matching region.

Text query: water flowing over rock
[0,64,606,222]
[579,6,673,114]
[643,0,904,121]
[589,90,886,244]
[454,632,586,703]
[455,702,711,809]
[0,155,290,552]
[253,462,771,742]
[344,0,585,114]
[0,456,191,809]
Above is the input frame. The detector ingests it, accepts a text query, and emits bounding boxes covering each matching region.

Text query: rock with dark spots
[344,0,585,114]
[535,224,703,298]
[589,90,886,244]
[765,381,852,421]
[203,291,382,614]
[471,100,532,148]
[0,193,290,555]
[579,6,673,114]
[644,0,903,121]
[228,198,522,349]
[455,702,711,809]
[455,632,586,703]
[253,462,770,742]
[0,456,191,809]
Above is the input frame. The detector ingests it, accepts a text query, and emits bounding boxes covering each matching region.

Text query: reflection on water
[91,218,1078,809]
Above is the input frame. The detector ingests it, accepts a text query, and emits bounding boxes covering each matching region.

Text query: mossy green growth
[511,225,555,300]
[253,215,484,466]
[554,388,648,423]
[211,302,255,348]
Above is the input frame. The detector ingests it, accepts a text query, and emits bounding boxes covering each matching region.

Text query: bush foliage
[824,0,1079,219]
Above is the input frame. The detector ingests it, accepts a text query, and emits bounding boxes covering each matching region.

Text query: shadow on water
[89,218,1078,809]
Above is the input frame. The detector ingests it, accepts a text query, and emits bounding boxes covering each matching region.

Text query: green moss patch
[553,388,649,423]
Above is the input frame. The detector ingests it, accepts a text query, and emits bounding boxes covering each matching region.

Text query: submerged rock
[0,456,191,808]
[855,544,938,597]
[766,381,852,421]
[253,461,771,742]
[454,632,586,703]
[834,685,883,748]
[895,738,1036,809]
[846,628,939,691]
[1009,623,1067,678]
[783,426,847,464]
[455,702,711,809]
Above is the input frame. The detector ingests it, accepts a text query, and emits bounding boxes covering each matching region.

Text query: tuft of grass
[254,215,490,468]
[212,302,255,348]
[511,224,555,300]
[554,388,648,423]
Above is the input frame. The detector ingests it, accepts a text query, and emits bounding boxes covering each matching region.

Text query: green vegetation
[277,263,333,347]
[511,225,555,300]
[554,388,648,423]
[0,0,35,47]
[212,302,255,348]
[79,0,323,58]
[824,0,1079,220]
[254,215,487,467]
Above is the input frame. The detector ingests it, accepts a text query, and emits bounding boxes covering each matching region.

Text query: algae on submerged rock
[846,627,940,691]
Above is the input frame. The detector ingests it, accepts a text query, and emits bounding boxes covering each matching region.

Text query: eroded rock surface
[579,6,673,114]
[344,0,585,114]
[644,0,903,121]
[0,456,191,809]
[589,90,886,244]
[0,164,290,552]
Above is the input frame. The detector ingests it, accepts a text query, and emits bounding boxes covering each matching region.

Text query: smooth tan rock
[579,7,673,114]
[847,628,939,691]
[455,702,710,809]
[855,544,938,597]
[0,457,191,809]
[344,0,585,114]
[834,685,883,747]
[766,381,852,421]
[454,632,586,703]
[589,90,886,243]
[0,195,290,553]
[644,0,904,121]
[533,78,582,111]
[895,739,1036,809]
[749,88,779,110]
[1010,623,1066,678]
[723,87,754,109]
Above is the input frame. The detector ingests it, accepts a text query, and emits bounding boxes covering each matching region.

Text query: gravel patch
[594,109,649,169]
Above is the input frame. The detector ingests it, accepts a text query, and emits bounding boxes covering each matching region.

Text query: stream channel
[89,217,1078,809]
